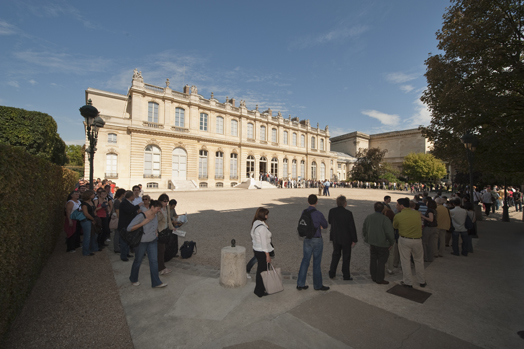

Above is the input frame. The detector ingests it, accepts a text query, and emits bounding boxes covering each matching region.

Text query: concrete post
[220,246,246,288]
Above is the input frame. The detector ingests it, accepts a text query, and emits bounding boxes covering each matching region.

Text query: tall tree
[402,152,448,183]
[349,147,387,182]
[421,0,524,178]
[0,106,67,165]
[66,145,84,166]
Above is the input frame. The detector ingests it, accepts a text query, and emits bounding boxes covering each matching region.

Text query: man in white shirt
[449,198,469,256]
[132,185,143,206]
[481,187,495,216]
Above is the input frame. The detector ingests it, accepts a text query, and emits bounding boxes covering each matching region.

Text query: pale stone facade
[85,71,336,190]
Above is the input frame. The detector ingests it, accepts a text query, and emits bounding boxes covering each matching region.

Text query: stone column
[220,245,246,288]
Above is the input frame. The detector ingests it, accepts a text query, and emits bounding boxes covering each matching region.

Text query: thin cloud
[386,72,418,84]
[8,81,19,88]
[0,20,17,35]
[28,79,37,85]
[290,25,369,50]
[400,85,414,93]
[21,2,102,30]
[405,99,431,127]
[13,50,111,74]
[362,109,400,126]
[65,139,86,146]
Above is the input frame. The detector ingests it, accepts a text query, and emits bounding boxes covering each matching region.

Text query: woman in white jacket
[251,207,274,297]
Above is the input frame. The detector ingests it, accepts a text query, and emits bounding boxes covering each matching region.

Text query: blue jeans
[297,237,323,290]
[452,231,469,256]
[120,235,130,260]
[80,220,99,256]
[129,239,163,287]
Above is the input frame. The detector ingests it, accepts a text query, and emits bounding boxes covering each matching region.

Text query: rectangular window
[300,135,305,147]
[231,120,238,137]
[260,126,266,141]
[320,139,324,151]
[247,123,254,139]
[230,153,238,178]
[215,152,223,178]
[272,129,277,143]
[106,154,117,175]
[108,133,117,143]
[311,137,316,149]
[284,131,288,145]
[148,102,158,123]
[300,161,305,178]
[292,133,297,146]
[200,113,208,131]
[216,117,224,134]
[175,108,185,127]
[199,150,208,178]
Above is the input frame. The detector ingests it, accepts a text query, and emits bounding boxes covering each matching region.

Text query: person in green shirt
[362,202,395,284]
[393,198,427,288]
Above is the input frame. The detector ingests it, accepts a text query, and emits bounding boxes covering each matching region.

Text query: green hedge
[0,145,77,341]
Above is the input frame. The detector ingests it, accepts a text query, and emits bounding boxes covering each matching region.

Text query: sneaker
[420,282,428,288]
[155,283,168,288]
[386,269,393,275]
[132,282,140,286]
[315,286,330,291]
[160,268,172,275]
[400,281,413,288]
[68,250,76,253]
[106,239,111,242]
[246,274,251,279]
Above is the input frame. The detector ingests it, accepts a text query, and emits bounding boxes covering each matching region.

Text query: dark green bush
[0,145,77,341]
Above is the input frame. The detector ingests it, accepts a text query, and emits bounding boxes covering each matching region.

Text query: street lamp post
[80,99,105,190]
[461,133,479,236]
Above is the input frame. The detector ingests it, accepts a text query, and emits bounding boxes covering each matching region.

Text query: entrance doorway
[259,157,267,176]
[172,148,187,180]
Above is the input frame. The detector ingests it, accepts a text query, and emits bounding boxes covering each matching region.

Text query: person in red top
[95,189,112,250]
[110,181,116,195]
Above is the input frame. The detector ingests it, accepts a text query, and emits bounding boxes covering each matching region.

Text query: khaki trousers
[398,236,425,286]
[386,241,400,270]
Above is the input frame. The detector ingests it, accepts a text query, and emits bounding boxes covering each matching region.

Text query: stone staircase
[254,181,278,189]
[169,180,198,191]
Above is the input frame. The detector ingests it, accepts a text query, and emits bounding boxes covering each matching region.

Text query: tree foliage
[402,152,448,183]
[381,162,401,183]
[66,145,84,166]
[421,0,524,178]
[350,147,387,182]
[0,106,67,165]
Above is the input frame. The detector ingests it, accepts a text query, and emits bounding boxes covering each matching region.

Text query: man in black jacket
[328,195,358,280]
[118,190,142,261]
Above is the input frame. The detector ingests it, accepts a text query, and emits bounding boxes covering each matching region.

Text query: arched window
[215,152,223,179]
[283,131,289,145]
[108,133,117,143]
[247,123,254,139]
[148,102,159,123]
[175,108,185,127]
[283,159,288,178]
[199,150,208,178]
[272,128,277,143]
[320,162,326,179]
[106,153,117,178]
[230,153,238,179]
[292,133,297,146]
[300,134,305,147]
[311,161,317,179]
[330,168,333,179]
[200,113,208,131]
[246,155,255,177]
[311,137,316,149]
[231,119,238,137]
[271,158,278,176]
[216,116,224,134]
[300,160,305,179]
[292,159,297,179]
[144,145,161,177]
[320,139,325,151]
[260,126,266,141]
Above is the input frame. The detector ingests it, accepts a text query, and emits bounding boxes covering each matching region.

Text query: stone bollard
[220,244,247,288]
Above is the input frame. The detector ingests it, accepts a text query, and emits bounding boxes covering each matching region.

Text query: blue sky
[0,0,450,145]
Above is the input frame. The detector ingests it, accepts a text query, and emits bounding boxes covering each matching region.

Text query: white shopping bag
[173,230,186,237]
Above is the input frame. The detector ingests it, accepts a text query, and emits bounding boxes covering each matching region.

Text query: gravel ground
[3,236,133,349]
[146,187,418,276]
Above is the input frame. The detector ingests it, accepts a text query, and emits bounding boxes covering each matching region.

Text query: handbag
[260,263,283,295]
[71,209,86,221]
[109,213,118,230]
[157,228,171,244]
[180,241,197,259]
[119,213,146,248]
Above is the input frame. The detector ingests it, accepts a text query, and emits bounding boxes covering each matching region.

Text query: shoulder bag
[119,213,146,248]
[261,263,283,294]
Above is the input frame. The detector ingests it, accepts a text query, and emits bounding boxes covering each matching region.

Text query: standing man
[323,180,331,196]
[383,196,392,210]
[132,185,143,206]
[297,194,329,291]
[393,198,427,288]
[328,195,358,281]
[449,198,469,256]
[435,198,451,258]
[118,191,142,262]
[362,202,395,284]
[481,186,494,216]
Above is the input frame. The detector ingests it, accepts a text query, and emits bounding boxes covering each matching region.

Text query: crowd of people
[64,178,185,288]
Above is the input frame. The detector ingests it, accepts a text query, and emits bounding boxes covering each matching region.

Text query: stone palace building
[84,70,430,190]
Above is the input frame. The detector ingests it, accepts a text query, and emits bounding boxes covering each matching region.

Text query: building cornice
[330,131,370,142]
[369,128,423,140]
[86,88,128,101]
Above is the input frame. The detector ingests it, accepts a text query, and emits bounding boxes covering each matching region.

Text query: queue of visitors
[65,178,185,289]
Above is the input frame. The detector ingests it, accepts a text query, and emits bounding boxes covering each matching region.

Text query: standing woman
[421,199,438,262]
[64,191,81,252]
[112,188,126,254]
[128,200,167,288]
[140,195,151,212]
[80,190,98,256]
[94,190,112,250]
[156,193,175,275]
[251,207,273,297]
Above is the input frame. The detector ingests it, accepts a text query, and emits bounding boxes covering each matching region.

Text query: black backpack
[297,208,316,239]
[180,241,197,259]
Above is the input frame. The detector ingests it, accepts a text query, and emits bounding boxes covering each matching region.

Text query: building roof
[330,151,357,162]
